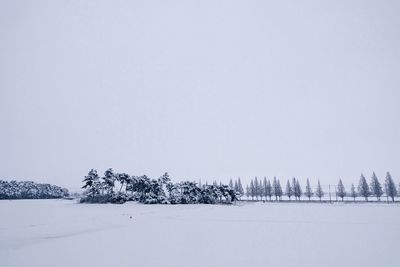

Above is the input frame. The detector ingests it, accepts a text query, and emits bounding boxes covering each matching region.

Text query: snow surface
[1,200,399,267]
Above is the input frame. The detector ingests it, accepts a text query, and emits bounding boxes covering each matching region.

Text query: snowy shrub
[80,195,112,204]
[110,193,128,204]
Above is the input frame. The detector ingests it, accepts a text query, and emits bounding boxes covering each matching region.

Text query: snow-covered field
[1,200,399,267]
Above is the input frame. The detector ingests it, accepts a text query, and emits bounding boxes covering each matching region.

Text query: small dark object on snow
[130,216,132,219]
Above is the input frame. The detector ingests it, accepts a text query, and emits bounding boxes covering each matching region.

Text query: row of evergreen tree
[243,172,398,202]
[0,180,69,199]
[81,168,237,204]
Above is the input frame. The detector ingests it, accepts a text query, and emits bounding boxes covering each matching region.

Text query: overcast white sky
[1,0,399,190]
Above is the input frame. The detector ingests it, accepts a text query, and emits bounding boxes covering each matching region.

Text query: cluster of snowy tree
[80,168,238,204]
[245,172,399,202]
[0,180,69,199]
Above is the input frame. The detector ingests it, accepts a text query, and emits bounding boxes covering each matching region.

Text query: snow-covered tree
[370,172,383,201]
[179,181,201,204]
[277,180,282,200]
[285,180,293,201]
[384,172,397,202]
[258,178,263,200]
[126,175,138,195]
[337,179,346,201]
[272,177,278,200]
[82,169,101,197]
[159,172,170,185]
[166,182,180,204]
[261,177,267,200]
[246,185,250,199]
[272,177,282,201]
[229,179,234,189]
[103,168,116,195]
[350,183,357,201]
[254,177,260,200]
[358,174,370,201]
[305,179,312,201]
[264,178,272,201]
[0,180,68,199]
[293,178,302,201]
[315,180,324,201]
[117,173,129,193]
[249,180,255,200]
[238,178,244,199]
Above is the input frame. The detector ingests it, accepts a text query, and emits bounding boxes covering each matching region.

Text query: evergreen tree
[82,169,101,197]
[315,180,324,201]
[384,172,397,202]
[276,179,283,200]
[117,173,129,192]
[238,178,244,198]
[126,175,137,195]
[265,178,272,201]
[103,168,116,195]
[285,180,293,201]
[337,179,346,201]
[305,178,312,201]
[166,182,180,204]
[254,177,259,200]
[291,178,296,200]
[294,178,302,201]
[258,178,263,201]
[229,179,234,189]
[246,185,250,199]
[350,183,357,201]
[258,178,264,201]
[272,177,279,200]
[358,174,370,201]
[262,177,267,200]
[370,172,383,201]
[160,172,171,185]
[250,180,255,200]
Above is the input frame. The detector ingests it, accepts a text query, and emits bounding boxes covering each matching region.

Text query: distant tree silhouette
[358,174,370,201]
[384,172,397,202]
[305,179,313,201]
[350,184,357,201]
[285,180,293,201]
[337,179,346,201]
[370,172,383,201]
[315,180,324,201]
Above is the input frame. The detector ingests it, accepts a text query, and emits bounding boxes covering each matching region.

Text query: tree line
[0,180,69,199]
[244,172,398,202]
[80,168,238,204]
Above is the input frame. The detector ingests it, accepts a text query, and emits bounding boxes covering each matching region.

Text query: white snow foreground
[1,200,399,267]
